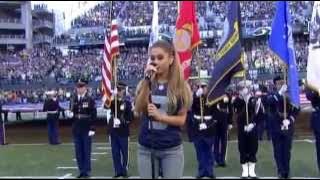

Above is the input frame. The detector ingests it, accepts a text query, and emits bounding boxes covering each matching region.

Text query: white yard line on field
[58,173,72,179]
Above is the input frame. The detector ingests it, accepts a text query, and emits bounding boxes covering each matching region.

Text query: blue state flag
[268,1,300,107]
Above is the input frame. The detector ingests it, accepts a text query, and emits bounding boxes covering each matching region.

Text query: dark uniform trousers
[270,129,293,177]
[312,111,320,172]
[233,96,260,164]
[107,98,132,177]
[238,129,258,164]
[306,88,320,172]
[110,133,129,176]
[192,94,216,178]
[267,92,299,177]
[0,101,8,123]
[0,103,3,145]
[43,99,62,144]
[0,120,3,145]
[214,99,232,165]
[194,136,215,177]
[47,113,60,144]
[71,94,96,176]
[186,111,196,142]
[74,129,92,175]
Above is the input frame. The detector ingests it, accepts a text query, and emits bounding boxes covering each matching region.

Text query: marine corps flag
[206,1,244,106]
[174,1,201,80]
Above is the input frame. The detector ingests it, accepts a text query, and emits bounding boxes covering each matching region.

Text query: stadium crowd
[0,86,103,105]
[0,38,310,87]
[54,1,313,46]
[69,1,312,29]
[0,1,313,106]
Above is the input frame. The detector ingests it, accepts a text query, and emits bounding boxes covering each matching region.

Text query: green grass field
[0,110,318,178]
[0,140,319,178]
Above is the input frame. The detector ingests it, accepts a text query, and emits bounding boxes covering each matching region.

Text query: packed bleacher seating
[0,1,314,107]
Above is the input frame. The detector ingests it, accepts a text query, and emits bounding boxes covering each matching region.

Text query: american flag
[102,19,120,107]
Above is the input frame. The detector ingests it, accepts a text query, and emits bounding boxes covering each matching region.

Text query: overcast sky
[31,1,100,33]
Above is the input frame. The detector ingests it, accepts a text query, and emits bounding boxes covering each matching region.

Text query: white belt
[75,114,91,119]
[193,115,212,120]
[47,111,58,114]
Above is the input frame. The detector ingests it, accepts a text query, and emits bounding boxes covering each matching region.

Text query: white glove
[246,123,255,132]
[231,96,236,103]
[243,62,249,70]
[113,88,118,96]
[113,118,121,128]
[120,104,125,110]
[88,130,95,137]
[281,119,290,130]
[278,84,288,95]
[223,96,229,103]
[281,125,288,131]
[199,123,207,131]
[66,110,73,118]
[240,88,249,97]
[196,88,203,97]
[228,124,233,130]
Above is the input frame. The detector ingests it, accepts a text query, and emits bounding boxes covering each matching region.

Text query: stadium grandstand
[1,1,313,103]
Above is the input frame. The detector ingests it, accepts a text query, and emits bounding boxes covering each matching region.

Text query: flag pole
[196,47,204,124]
[114,49,118,122]
[2,117,6,145]
[242,50,249,125]
[108,1,118,121]
[283,65,287,129]
[177,1,180,13]
[225,129,229,163]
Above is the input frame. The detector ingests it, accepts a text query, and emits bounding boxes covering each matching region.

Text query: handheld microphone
[145,62,157,80]
[145,71,153,80]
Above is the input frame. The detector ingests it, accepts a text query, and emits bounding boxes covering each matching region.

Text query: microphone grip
[145,71,153,80]
[144,62,156,80]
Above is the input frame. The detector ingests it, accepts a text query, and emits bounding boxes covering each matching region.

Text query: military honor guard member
[69,77,97,178]
[191,80,217,178]
[306,86,320,173]
[43,90,62,145]
[233,80,261,178]
[214,88,233,167]
[105,82,133,178]
[267,76,299,179]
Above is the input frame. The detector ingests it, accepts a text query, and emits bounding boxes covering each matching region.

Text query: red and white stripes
[102,19,120,107]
